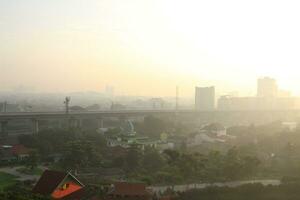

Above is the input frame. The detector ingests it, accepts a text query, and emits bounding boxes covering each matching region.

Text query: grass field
[16,167,43,176]
[0,172,18,190]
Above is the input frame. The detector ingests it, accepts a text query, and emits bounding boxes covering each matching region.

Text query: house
[156,141,175,152]
[107,134,158,150]
[187,131,226,147]
[202,123,227,137]
[0,144,30,161]
[33,170,86,200]
[282,122,298,131]
[106,182,153,200]
[11,144,31,159]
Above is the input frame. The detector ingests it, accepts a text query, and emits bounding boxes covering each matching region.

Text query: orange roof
[52,181,83,199]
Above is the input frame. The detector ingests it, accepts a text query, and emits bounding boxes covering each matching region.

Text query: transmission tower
[64,97,71,114]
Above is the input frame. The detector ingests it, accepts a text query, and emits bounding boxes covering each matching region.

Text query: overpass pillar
[68,118,82,129]
[97,118,104,129]
[77,118,82,128]
[58,119,63,129]
[68,118,75,129]
[32,119,39,134]
[0,121,8,138]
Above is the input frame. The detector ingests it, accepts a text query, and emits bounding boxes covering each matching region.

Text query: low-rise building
[11,144,31,160]
[0,144,30,161]
[187,123,229,147]
[106,182,153,200]
[106,133,159,150]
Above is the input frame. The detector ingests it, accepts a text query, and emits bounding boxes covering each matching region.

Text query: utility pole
[64,97,71,114]
[176,86,179,111]
[174,86,179,135]
[2,101,7,113]
[111,101,114,110]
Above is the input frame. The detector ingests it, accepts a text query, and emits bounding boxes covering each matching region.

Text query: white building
[195,86,215,111]
[257,77,278,98]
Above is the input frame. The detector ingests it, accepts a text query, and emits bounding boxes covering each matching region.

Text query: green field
[16,167,43,176]
[0,172,18,190]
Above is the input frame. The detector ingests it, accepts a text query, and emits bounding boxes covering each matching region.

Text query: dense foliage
[18,129,106,170]
[124,147,260,184]
[178,183,300,200]
[14,118,300,185]
[228,121,300,178]
[0,182,49,200]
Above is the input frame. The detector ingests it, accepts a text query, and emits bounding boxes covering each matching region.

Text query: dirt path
[0,166,46,181]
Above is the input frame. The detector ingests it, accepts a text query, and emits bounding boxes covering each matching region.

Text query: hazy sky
[1,0,300,96]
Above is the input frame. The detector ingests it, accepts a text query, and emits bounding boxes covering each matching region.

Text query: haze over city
[2,0,300,96]
[4,1,300,200]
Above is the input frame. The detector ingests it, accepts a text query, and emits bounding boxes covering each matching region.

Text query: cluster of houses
[32,169,175,200]
[186,123,235,147]
[106,133,175,152]
[0,144,31,162]
[104,120,238,152]
[104,120,175,152]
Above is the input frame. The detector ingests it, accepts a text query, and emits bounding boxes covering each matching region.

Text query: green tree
[141,115,166,138]
[125,145,141,172]
[163,149,180,165]
[1,183,50,200]
[142,147,165,173]
[223,147,243,180]
[204,151,224,182]
[26,150,39,170]
[241,155,260,178]
[63,140,102,169]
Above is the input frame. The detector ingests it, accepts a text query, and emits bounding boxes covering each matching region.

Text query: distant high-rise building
[105,85,115,97]
[195,86,215,111]
[257,77,278,98]
[278,89,291,98]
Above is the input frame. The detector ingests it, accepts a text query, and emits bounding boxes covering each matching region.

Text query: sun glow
[1,0,300,96]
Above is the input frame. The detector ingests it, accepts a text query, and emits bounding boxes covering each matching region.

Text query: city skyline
[2,1,300,199]
[0,76,294,99]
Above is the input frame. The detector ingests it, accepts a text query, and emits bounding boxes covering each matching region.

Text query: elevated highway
[0,110,191,135]
[0,110,194,120]
[1,109,300,135]
[2,109,300,120]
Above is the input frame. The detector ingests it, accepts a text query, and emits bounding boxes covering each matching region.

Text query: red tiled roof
[33,170,67,195]
[11,144,30,155]
[109,182,151,196]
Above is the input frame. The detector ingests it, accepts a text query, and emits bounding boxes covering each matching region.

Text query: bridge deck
[0,109,300,120]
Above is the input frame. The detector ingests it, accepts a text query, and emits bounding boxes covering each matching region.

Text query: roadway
[0,110,194,120]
